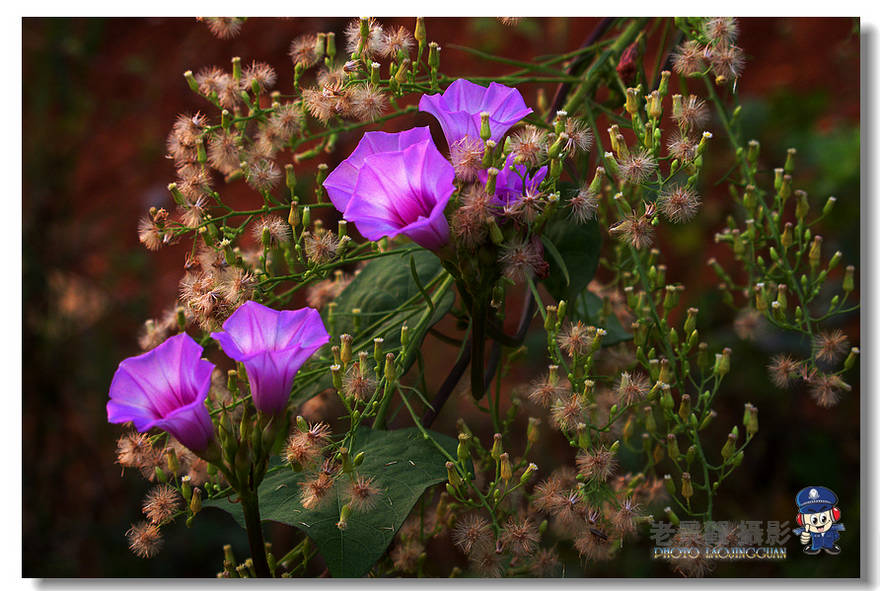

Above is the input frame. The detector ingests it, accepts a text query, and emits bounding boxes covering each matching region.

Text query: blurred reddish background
[22,17,859,577]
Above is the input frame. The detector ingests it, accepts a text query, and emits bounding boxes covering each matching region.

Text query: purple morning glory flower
[480,153,549,207]
[107,333,216,454]
[211,301,330,415]
[323,127,455,251]
[418,79,533,146]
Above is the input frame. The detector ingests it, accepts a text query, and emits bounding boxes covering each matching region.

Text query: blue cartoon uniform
[793,486,844,555]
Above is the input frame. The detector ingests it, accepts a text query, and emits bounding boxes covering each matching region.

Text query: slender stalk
[470,296,488,401]
[240,489,271,578]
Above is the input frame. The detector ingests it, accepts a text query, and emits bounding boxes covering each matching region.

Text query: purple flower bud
[323,127,455,251]
[418,78,532,146]
[211,301,329,415]
[478,153,548,207]
[107,333,215,454]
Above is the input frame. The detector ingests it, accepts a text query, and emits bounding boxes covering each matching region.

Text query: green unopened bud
[335,503,352,531]
[456,433,471,463]
[384,353,396,382]
[165,447,180,475]
[646,90,662,119]
[776,284,788,312]
[231,56,242,82]
[485,167,499,196]
[644,406,657,434]
[625,87,640,115]
[499,453,512,482]
[189,487,202,515]
[822,196,837,217]
[667,434,680,461]
[548,133,568,159]
[721,429,738,461]
[784,147,796,174]
[660,384,674,412]
[155,466,167,483]
[714,348,731,377]
[683,307,698,335]
[527,417,540,443]
[372,338,384,368]
[680,472,693,500]
[746,140,760,166]
[491,433,503,460]
[677,394,691,422]
[843,265,855,293]
[183,70,200,93]
[479,111,491,141]
[301,206,311,229]
[663,474,675,495]
[698,409,716,432]
[745,403,759,436]
[520,462,538,485]
[428,41,440,68]
[828,250,843,271]
[487,217,504,245]
[446,461,462,489]
[809,235,823,271]
[844,347,860,371]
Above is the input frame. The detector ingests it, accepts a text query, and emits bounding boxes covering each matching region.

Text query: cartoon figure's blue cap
[796,486,838,513]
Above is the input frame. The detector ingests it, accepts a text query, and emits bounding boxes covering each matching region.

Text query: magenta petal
[211,302,329,415]
[343,138,454,250]
[323,127,433,214]
[419,79,533,145]
[107,333,215,453]
[479,153,548,206]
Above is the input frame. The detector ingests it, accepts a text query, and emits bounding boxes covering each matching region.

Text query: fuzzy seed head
[659,186,702,223]
[142,484,182,525]
[126,521,163,558]
[576,445,617,481]
[618,149,658,185]
[348,475,381,511]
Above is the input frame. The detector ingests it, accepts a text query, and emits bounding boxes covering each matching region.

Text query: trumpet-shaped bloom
[480,153,548,206]
[107,333,215,453]
[323,127,455,251]
[211,301,329,415]
[418,79,532,146]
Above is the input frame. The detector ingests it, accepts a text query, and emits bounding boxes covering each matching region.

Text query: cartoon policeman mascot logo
[793,486,844,555]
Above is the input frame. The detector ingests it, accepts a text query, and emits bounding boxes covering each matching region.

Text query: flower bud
[643,406,656,434]
[663,474,675,495]
[680,472,693,500]
[660,384,674,412]
[823,196,837,216]
[520,462,538,485]
[844,347,860,371]
[843,265,855,293]
[666,434,680,461]
[480,111,492,141]
[190,487,202,515]
[446,461,462,489]
[746,140,760,167]
[336,503,352,530]
[699,409,717,430]
[714,348,731,377]
[809,235,823,271]
[677,394,691,422]
[500,453,512,482]
[457,433,470,463]
[721,428,738,461]
[384,353,396,382]
[527,417,540,443]
[784,147,796,174]
[491,433,503,460]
